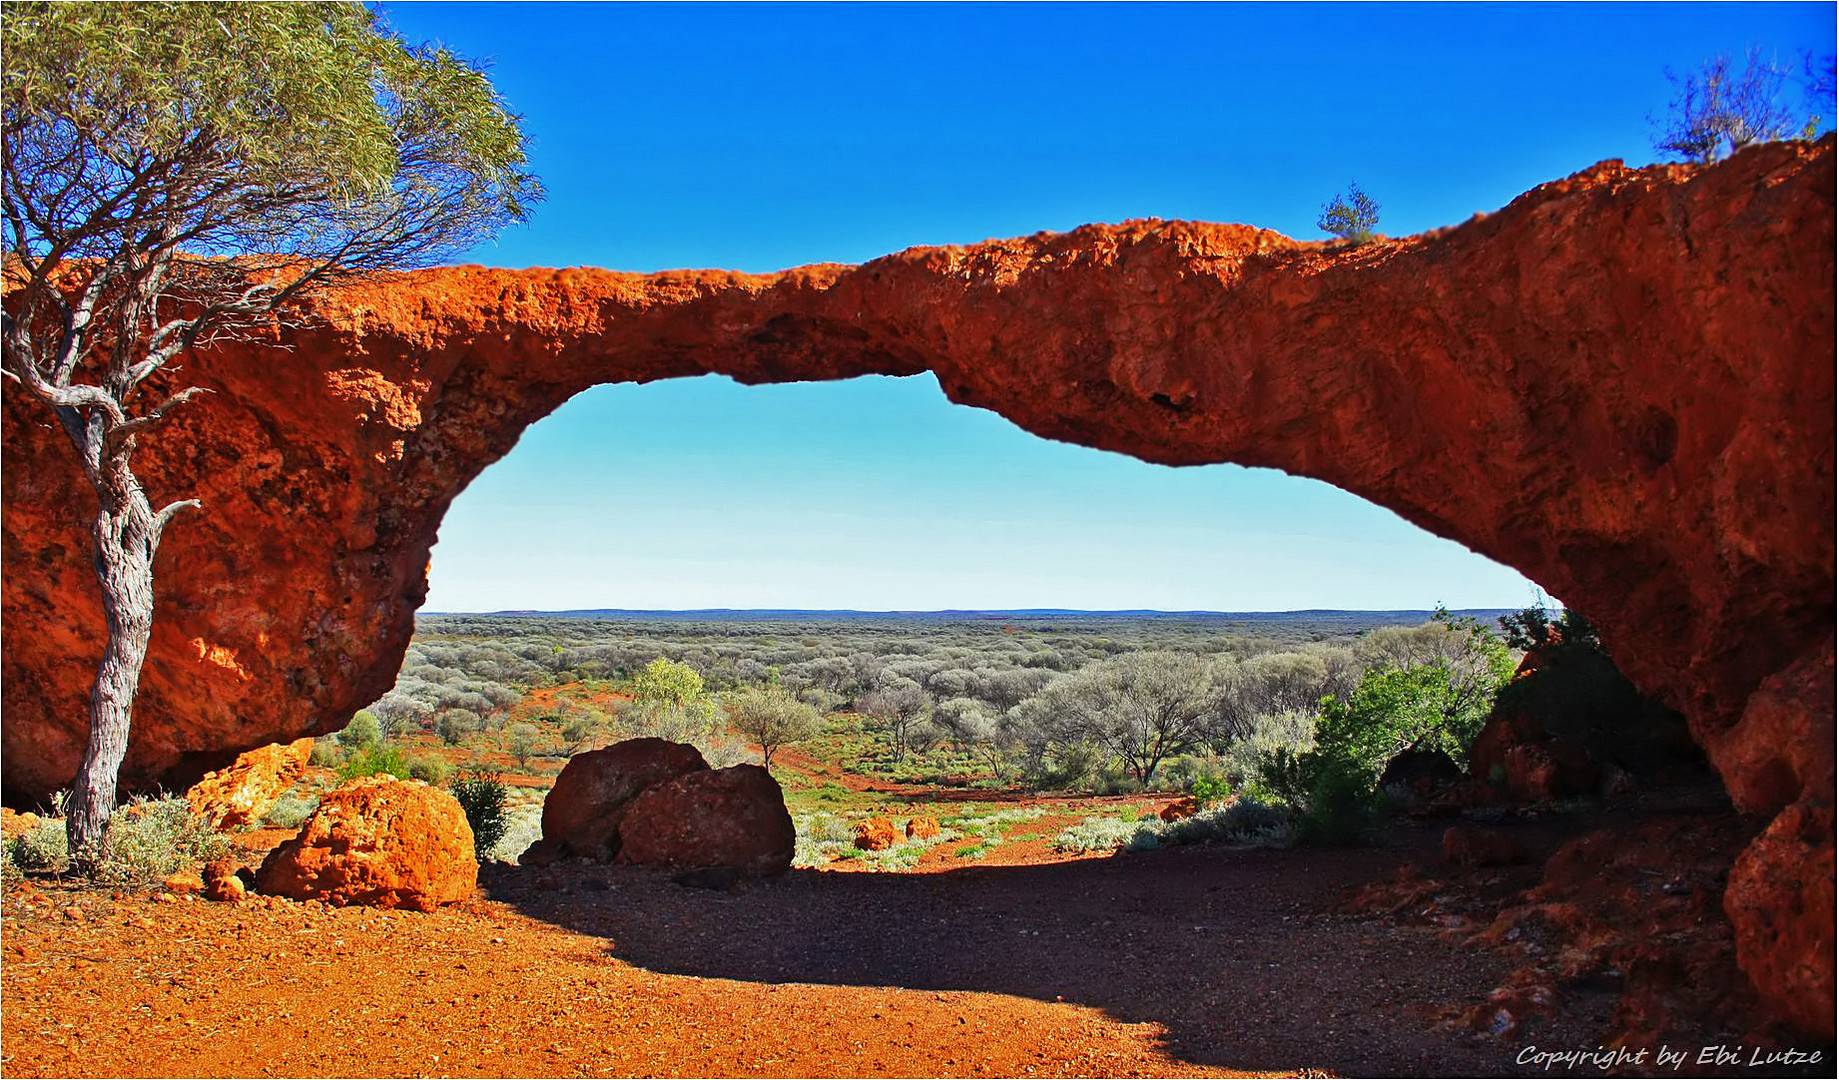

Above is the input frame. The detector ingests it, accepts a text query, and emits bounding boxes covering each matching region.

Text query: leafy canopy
[4,1,537,271]
[1317,182,1380,244]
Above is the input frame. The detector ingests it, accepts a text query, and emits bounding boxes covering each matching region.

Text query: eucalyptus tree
[723,685,823,771]
[2,1,539,868]
[1014,650,1215,785]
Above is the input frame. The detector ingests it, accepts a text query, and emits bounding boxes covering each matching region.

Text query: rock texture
[255,776,476,911]
[1724,799,1836,1035]
[531,738,708,862]
[852,817,900,851]
[618,765,796,877]
[2,142,1832,1023]
[184,737,314,832]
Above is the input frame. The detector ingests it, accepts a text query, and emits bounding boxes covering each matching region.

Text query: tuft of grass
[262,793,319,830]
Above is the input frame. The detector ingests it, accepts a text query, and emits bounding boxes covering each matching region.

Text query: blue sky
[379,2,1835,613]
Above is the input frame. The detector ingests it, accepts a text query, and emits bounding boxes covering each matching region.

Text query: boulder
[1724,799,1835,1036]
[905,816,941,840]
[255,776,476,911]
[531,738,708,862]
[202,857,249,902]
[1159,798,1201,823]
[185,737,314,831]
[851,816,899,851]
[618,765,795,877]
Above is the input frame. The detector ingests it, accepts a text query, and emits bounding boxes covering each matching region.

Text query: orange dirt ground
[0,816,1584,1080]
[6,782,1827,1079]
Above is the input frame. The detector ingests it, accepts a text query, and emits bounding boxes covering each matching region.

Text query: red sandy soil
[5,778,1827,1079]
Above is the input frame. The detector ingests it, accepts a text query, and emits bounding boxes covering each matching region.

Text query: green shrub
[1256,746,1373,843]
[1052,815,1141,854]
[263,794,319,830]
[338,709,382,753]
[1188,776,1232,806]
[1318,182,1381,244]
[307,736,343,769]
[337,746,411,782]
[486,801,541,863]
[451,772,508,861]
[407,754,451,786]
[100,796,233,887]
[6,815,69,873]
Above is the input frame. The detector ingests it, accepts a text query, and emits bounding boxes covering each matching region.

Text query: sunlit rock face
[4,140,1830,1028]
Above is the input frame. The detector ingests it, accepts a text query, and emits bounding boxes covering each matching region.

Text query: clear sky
[377,1,1835,614]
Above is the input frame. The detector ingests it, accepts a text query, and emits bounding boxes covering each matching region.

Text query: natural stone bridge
[4,140,1832,1029]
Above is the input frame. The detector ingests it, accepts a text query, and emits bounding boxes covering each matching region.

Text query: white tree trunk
[64,458,162,870]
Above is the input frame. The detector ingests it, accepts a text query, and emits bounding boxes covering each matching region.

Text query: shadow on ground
[480,823,1598,1077]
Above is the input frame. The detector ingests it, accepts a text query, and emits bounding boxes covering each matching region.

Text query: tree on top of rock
[1652,46,1837,163]
[1,0,539,870]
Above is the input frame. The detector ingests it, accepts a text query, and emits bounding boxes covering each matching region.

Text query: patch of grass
[262,793,319,830]
[1053,815,1144,854]
[953,843,993,860]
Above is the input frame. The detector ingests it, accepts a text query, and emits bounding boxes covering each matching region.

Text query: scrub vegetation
[299,607,1534,864]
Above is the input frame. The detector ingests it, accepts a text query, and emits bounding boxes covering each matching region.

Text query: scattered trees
[2,1,537,868]
[1014,651,1215,785]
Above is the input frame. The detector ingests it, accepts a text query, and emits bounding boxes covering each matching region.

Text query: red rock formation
[851,816,900,852]
[531,738,708,862]
[617,765,795,877]
[3,141,1832,1023]
[255,776,476,911]
[1725,799,1836,1035]
[184,737,313,832]
[905,816,941,840]
[1158,798,1202,823]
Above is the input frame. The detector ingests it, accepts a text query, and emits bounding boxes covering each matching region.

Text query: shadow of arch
[478,838,1566,1077]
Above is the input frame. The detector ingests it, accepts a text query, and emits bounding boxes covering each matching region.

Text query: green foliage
[339,709,383,753]
[407,754,451,786]
[1188,775,1233,807]
[507,722,541,768]
[262,794,319,830]
[337,745,411,782]
[7,796,232,886]
[1255,745,1373,842]
[1053,815,1142,853]
[1321,607,1513,774]
[308,736,343,769]
[631,657,711,708]
[1317,182,1380,243]
[723,685,823,769]
[438,708,483,746]
[3,0,538,268]
[451,771,508,861]
[1499,604,1599,654]
[101,796,233,887]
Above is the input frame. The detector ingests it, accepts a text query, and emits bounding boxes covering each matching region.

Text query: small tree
[2,1,537,869]
[724,685,822,770]
[507,723,541,769]
[1651,47,1834,163]
[623,657,717,741]
[856,678,931,764]
[338,710,383,755]
[1317,182,1380,244]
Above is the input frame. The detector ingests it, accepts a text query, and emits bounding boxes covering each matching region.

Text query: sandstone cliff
[5,139,1831,1028]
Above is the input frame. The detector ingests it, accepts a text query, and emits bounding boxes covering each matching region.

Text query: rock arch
[5,140,1832,1026]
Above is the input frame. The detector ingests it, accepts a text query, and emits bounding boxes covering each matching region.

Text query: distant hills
[423,607,1516,629]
